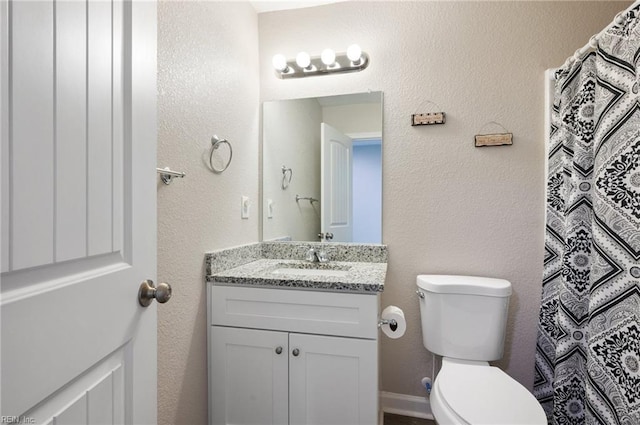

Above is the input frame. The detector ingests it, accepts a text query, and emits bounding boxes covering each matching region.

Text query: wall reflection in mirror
[262,92,383,243]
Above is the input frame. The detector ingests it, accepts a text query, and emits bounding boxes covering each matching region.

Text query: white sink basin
[271,265,350,278]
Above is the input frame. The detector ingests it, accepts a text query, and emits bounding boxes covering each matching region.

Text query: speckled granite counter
[205,242,387,294]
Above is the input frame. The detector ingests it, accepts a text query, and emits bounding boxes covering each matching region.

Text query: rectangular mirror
[262,92,383,243]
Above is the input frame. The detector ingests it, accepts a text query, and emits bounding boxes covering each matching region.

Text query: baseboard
[380,391,434,420]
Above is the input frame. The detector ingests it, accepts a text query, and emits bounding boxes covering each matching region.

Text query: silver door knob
[138,279,172,307]
[275,346,283,355]
[292,348,300,357]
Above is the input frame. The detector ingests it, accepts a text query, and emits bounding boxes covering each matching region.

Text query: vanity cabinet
[208,285,379,425]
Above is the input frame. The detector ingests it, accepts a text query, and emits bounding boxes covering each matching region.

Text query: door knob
[292,348,300,357]
[138,279,172,307]
[275,346,283,355]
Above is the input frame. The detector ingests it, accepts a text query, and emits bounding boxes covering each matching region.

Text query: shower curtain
[535,5,640,424]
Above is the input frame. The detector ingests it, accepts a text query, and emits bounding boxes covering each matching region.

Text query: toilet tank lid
[417,275,512,297]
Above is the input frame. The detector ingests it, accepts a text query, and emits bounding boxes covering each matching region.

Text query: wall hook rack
[157,167,186,185]
[474,121,513,147]
[411,100,446,126]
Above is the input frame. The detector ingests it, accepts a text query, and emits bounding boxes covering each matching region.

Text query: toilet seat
[430,358,547,425]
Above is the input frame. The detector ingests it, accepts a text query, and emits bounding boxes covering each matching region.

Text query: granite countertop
[206,243,387,294]
[209,259,385,294]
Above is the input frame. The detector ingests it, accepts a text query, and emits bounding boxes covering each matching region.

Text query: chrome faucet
[306,247,329,263]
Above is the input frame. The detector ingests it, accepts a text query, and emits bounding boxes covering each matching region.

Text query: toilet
[416,275,547,425]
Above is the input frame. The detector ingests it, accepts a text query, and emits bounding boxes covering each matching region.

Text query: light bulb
[272,54,288,72]
[321,48,336,66]
[347,44,362,63]
[296,51,311,69]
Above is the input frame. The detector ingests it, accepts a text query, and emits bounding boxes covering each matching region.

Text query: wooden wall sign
[411,112,446,126]
[474,133,513,147]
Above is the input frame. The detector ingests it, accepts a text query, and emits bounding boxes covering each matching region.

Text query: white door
[320,123,353,242]
[289,333,378,425]
[210,326,289,425]
[1,1,158,423]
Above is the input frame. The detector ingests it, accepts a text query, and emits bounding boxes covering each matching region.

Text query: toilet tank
[417,275,512,361]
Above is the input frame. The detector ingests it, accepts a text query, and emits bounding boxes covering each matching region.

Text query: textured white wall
[157,2,259,424]
[258,0,629,397]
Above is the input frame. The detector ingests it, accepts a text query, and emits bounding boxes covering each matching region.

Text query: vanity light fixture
[272,44,369,79]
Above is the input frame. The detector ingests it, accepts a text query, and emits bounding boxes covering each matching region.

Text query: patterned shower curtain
[535,5,640,424]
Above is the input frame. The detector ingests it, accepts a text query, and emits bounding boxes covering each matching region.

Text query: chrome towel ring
[282,166,293,189]
[209,135,232,173]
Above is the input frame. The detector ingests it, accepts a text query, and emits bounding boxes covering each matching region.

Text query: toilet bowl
[416,275,546,425]
[430,358,547,425]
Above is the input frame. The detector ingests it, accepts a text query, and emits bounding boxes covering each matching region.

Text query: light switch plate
[267,199,274,219]
[241,196,250,219]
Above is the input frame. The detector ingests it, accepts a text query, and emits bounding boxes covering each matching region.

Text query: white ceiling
[249,0,346,14]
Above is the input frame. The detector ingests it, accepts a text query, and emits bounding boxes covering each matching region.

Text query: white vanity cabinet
[208,284,379,425]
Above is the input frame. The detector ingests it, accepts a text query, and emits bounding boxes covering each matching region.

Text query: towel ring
[209,135,232,173]
[282,166,293,189]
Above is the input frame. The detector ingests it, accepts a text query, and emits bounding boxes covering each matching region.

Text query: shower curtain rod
[562,0,640,69]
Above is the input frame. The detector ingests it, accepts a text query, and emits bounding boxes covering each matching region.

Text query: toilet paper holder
[378,318,398,331]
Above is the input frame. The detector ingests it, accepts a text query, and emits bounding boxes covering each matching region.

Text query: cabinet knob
[275,346,283,355]
[292,348,300,357]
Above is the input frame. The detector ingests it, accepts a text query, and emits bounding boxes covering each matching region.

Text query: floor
[383,412,435,425]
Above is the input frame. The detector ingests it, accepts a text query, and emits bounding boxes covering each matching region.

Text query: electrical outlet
[241,196,250,219]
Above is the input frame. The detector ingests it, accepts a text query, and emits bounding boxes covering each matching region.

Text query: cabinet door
[211,326,288,425]
[289,334,378,425]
